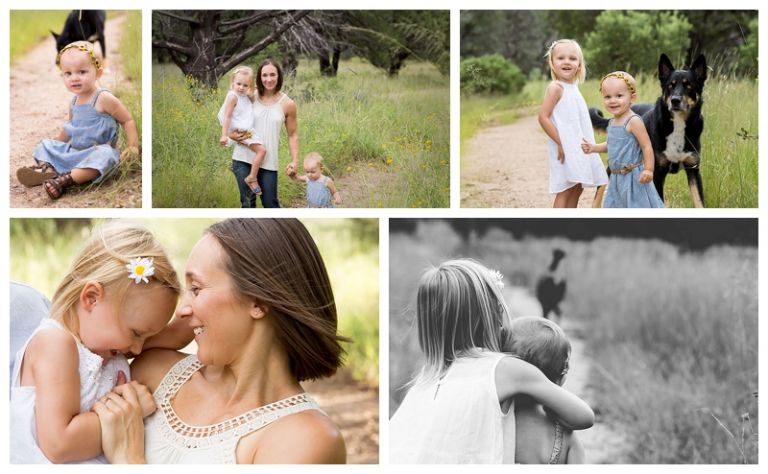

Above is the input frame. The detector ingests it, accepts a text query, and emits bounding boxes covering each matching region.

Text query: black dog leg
[653,166,669,204]
[684,167,704,208]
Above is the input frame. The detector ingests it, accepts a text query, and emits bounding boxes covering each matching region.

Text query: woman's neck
[200,336,301,408]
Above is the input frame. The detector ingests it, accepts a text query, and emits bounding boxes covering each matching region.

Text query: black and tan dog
[51,10,107,60]
[590,54,707,207]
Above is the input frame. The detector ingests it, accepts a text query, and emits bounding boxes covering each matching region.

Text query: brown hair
[206,218,347,381]
[255,58,284,96]
[503,316,570,383]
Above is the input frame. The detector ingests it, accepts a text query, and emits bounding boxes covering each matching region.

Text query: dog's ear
[658,54,674,83]
[51,30,59,41]
[691,55,707,84]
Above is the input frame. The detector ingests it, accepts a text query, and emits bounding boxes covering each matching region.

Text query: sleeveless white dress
[143,355,322,463]
[547,81,609,193]
[389,351,514,463]
[10,318,130,464]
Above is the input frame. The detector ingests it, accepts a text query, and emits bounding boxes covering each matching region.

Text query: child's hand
[639,169,654,184]
[285,162,297,176]
[120,146,140,162]
[557,145,565,163]
[334,193,342,205]
[580,138,594,154]
[219,135,229,146]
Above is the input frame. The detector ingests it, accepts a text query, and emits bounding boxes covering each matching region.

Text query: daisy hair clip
[126,257,155,284]
[490,269,505,290]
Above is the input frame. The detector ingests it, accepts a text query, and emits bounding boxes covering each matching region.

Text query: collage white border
[2,1,765,472]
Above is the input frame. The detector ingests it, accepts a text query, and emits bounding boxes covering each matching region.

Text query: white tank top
[143,355,322,464]
[389,351,514,463]
[232,92,288,170]
[10,318,130,464]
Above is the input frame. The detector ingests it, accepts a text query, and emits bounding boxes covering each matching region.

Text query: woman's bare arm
[283,98,299,173]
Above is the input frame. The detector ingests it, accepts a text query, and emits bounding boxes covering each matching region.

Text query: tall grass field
[152,58,449,208]
[462,73,758,208]
[10,218,379,384]
[389,221,757,463]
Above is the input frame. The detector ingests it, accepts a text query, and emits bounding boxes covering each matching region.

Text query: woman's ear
[250,304,267,320]
[80,281,105,312]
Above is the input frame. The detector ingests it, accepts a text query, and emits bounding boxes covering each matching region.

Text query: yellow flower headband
[56,41,103,71]
[599,71,636,94]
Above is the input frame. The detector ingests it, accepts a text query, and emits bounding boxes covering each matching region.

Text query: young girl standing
[389,259,593,463]
[17,41,139,200]
[10,222,181,463]
[581,72,664,208]
[218,66,267,195]
[538,39,608,208]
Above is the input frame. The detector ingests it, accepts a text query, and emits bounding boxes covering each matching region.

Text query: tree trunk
[178,13,221,89]
[388,50,410,77]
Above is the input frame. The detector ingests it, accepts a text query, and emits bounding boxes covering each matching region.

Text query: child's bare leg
[43,167,100,200]
[245,144,266,193]
[566,184,583,208]
[553,189,570,208]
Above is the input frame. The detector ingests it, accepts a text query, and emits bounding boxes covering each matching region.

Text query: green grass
[9,11,70,62]
[152,58,449,208]
[389,222,758,462]
[10,218,379,384]
[462,74,758,208]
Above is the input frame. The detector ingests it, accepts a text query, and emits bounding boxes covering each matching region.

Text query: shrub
[460,54,526,95]
[585,11,691,77]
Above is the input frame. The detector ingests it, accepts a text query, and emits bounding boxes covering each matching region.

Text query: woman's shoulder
[130,349,189,391]
[250,409,346,463]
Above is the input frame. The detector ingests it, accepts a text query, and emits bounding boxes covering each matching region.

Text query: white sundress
[217,90,263,147]
[143,354,323,463]
[547,81,609,193]
[389,351,514,463]
[10,318,130,464]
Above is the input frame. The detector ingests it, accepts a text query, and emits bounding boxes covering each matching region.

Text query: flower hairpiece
[126,257,155,284]
[56,42,103,71]
[490,269,505,290]
[599,71,636,94]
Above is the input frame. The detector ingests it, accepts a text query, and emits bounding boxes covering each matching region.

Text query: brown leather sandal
[17,163,58,187]
[43,172,75,199]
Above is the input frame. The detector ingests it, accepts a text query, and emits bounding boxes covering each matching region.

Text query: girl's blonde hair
[304,152,324,169]
[50,221,180,336]
[545,39,587,84]
[230,66,255,96]
[414,259,511,384]
[56,40,103,71]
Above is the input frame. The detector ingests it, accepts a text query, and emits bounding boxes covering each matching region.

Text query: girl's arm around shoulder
[249,410,346,463]
[495,356,594,430]
[129,348,188,393]
[26,328,103,463]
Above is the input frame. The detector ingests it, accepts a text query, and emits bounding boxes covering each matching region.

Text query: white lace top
[144,355,322,464]
[10,318,130,464]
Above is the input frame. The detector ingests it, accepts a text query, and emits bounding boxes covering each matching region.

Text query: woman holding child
[230,59,299,208]
[32,218,347,464]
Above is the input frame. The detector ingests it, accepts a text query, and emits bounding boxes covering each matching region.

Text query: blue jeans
[231,160,280,208]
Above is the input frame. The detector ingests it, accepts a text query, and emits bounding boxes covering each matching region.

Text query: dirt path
[461,109,599,208]
[503,287,629,463]
[305,374,379,464]
[10,15,140,208]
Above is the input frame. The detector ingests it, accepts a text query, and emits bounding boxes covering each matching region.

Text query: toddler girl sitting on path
[17,41,139,200]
